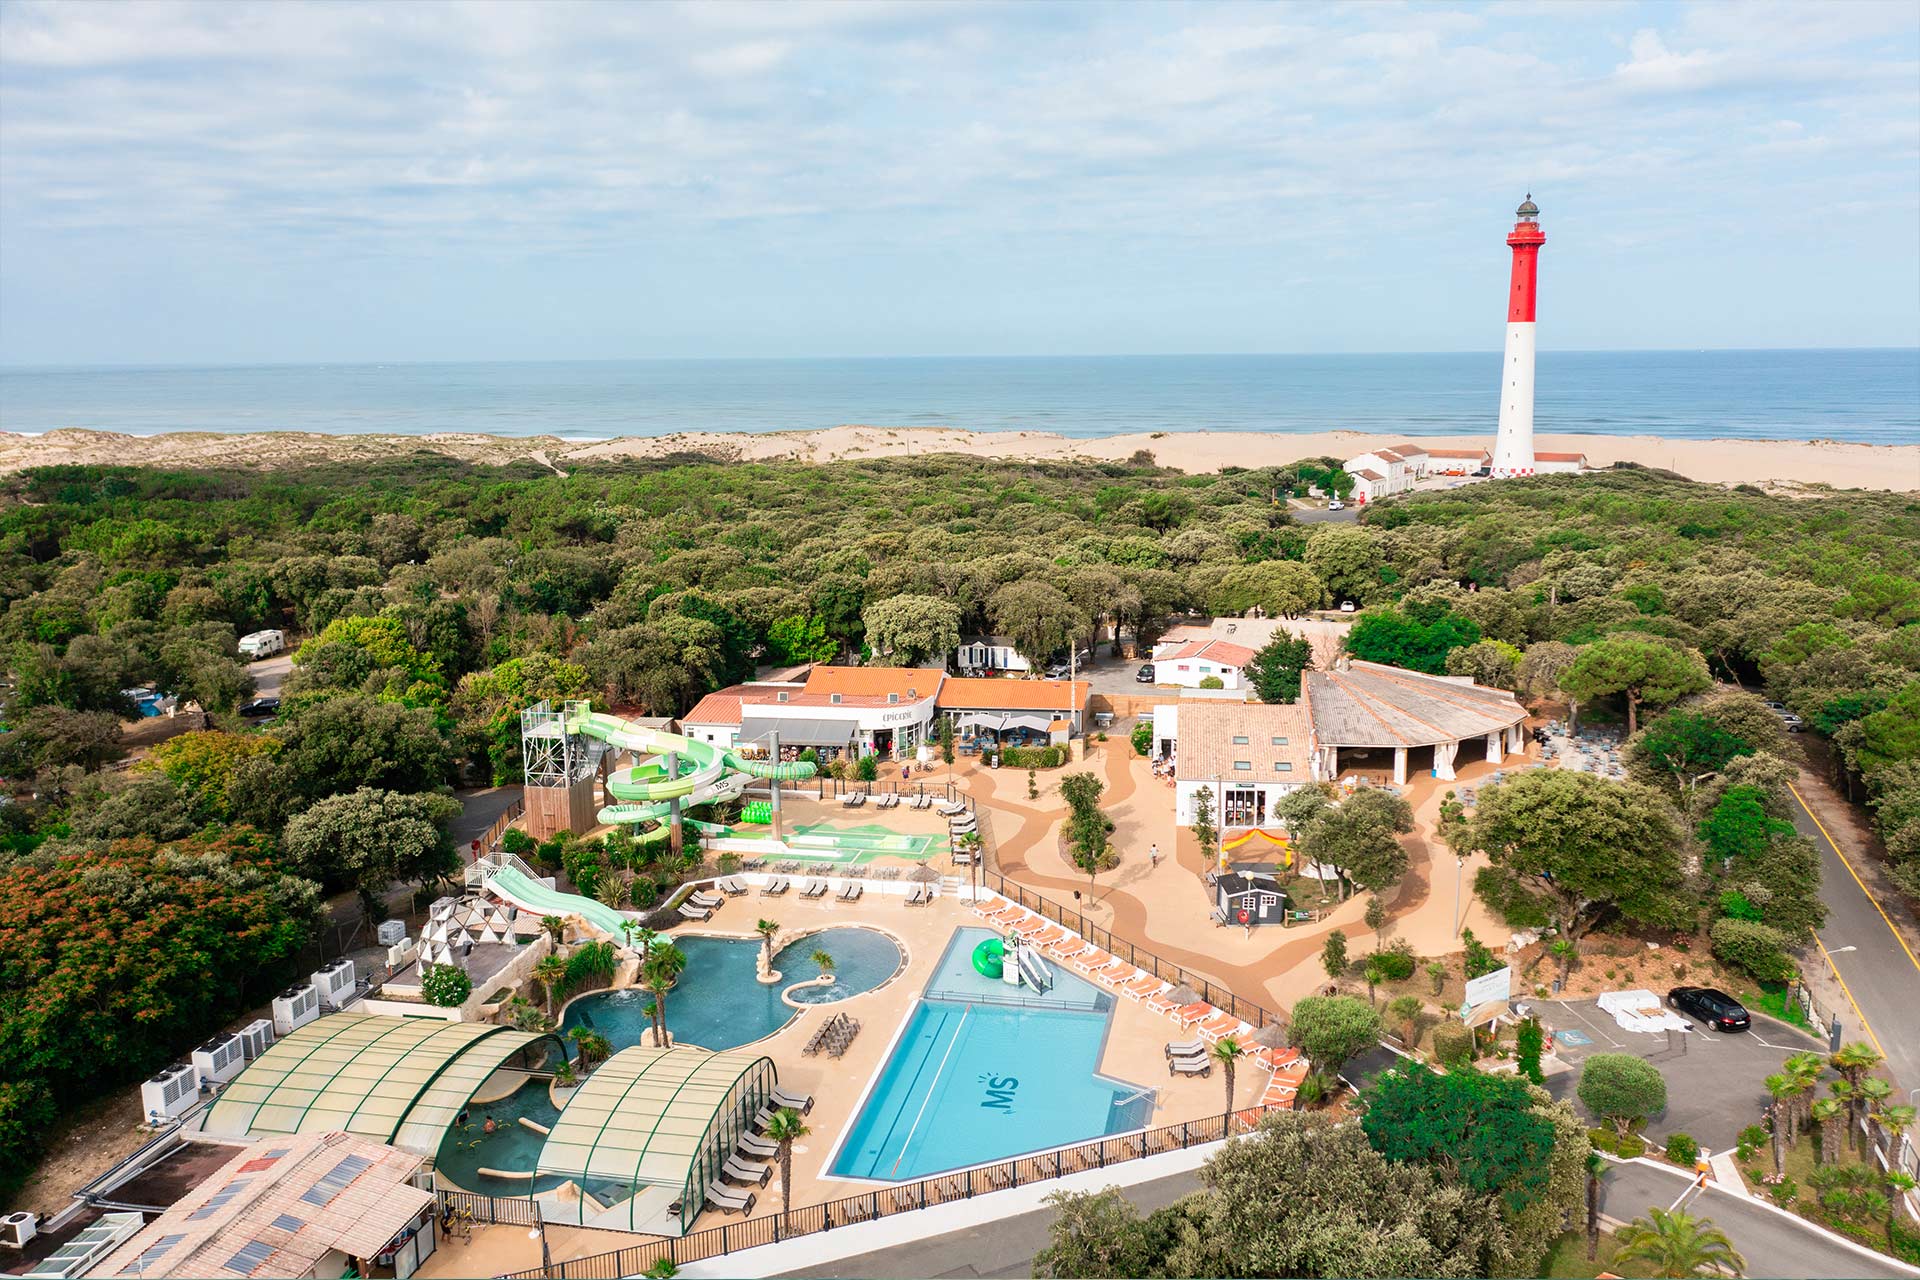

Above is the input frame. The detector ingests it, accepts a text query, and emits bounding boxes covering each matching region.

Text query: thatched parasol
[909,864,942,883]
[1251,1022,1290,1049]
[1167,983,1200,1007]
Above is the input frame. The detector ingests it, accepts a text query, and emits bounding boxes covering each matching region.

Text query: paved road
[1597,1158,1917,1279]
[1294,505,1358,523]
[1537,999,1824,1151]
[1788,778,1920,1092]
[451,785,523,854]
[772,1156,1916,1280]
[772,1169,1203,1279]
[244,653,292,699]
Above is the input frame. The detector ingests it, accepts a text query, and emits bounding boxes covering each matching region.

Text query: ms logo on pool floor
[979,1073,1018,1113]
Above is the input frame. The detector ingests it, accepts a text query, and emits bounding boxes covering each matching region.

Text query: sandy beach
[2,425,1915,492]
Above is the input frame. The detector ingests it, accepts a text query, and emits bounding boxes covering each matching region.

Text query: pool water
[562,927,904,1052]
[432,1078,567,1195]
[828,929,1153,1181]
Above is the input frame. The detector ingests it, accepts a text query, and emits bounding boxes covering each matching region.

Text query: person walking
[1149,842,1160,868]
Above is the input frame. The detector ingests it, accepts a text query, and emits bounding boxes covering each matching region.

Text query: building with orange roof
[1146,638,1259,690]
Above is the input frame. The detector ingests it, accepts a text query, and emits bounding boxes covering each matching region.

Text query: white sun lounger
[801,879,829,898]
[737,1132,777,1159]
[679,902,712,921]
[838,882,863,901]
[722,1155,771,1186]
[770,1086,813,1113]
[705,1182,755,1215]
[720,876,749,896]
[689,890,723,908]
[1168,1054,1211,1077]
[761,877,790,896]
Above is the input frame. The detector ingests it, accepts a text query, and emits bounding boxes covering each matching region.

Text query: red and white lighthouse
[1491,195,1544,478]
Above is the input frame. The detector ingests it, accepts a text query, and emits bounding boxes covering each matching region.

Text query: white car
[1339,601,1357,613]
[1328,499,1345,511]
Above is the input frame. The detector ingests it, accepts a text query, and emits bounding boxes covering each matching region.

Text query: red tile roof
[1352,468,1386,482]
[1163,639,1258,667]
[1374,448,1404,462]
[937,678,1089,711]
[684,689,749,725]
[1389,443,1430,455]
[1535,451,1587,462]
[804,666,942,700]
[1424,447,1490,459]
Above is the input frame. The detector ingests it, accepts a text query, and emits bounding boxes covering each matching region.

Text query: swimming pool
[827,928,1154,1181]
[432,1078,567,1195]
[561,926,905,1051]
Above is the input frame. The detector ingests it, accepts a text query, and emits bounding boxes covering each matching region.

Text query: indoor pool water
[561,927,904,1051]
[828,928,1153,1181]
[432,1078,567,1195]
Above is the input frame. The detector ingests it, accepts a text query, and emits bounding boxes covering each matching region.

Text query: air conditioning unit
[191,1034,246,1087]
[311,960,357,1009]
[238,1019,274,1059]
[0,1212,38,1249]
[376,919,408,947]
[141,1064,200,1122]
[386,938,418,972]
[272,984,319,1035]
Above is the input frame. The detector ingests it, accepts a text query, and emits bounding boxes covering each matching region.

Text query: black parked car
[238,696,281,719]
[1667,986,1750,1032]
[1136,663,1156,683]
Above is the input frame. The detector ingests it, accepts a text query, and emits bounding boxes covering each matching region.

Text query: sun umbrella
[1252,1022,1289,1049]
[909,864,942,882]
[1167,983,1200,1007]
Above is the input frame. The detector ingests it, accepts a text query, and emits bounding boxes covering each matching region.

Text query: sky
[1,0,1916,365]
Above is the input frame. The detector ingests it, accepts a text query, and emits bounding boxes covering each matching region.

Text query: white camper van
[237,629,286,659]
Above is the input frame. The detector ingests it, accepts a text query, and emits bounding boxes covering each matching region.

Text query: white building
[1425,447,1491,476]
[681,666,1088,761]
[1158,702,1316,827]
[1149,638,1258,690]
[954,635,1032,674]
[1533,451,1587,475]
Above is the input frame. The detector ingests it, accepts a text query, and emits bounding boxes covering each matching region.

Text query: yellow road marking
[1788,781,1920,977]
[1812,933,1887,1061]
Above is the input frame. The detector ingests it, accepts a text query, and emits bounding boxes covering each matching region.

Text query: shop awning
[739,716,857,748]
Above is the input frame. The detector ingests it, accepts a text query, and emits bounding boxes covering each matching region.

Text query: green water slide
[486,865,632,939]
[563,709,817,830]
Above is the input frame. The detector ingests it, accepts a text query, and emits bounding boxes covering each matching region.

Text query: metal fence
[491,1107,1274,1279]
[441,1188,542,1226]
[982,873,1280,1030]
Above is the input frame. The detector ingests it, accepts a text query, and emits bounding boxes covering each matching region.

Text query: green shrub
[1769,1177,1798,1207]
[1709,917,1797,983]
[1664,1132,1699,1167]
[1432,1023,1474,1069]
[502,828,536,857]
[1374,938,1417,981]
[1614,1134,1646,1159]
[1198,675,1225,689]
[1001,745,1067,769]
[1516,1018,1545,1085]
[1131,722,1152,757]
[1738,1123,1769,1154]
[421,963,472,1008]
[1297,1072,1326,1107]
[855,753,879,782]
[1587,1128,1618,1155]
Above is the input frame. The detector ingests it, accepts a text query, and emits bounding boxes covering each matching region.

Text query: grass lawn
[1737,979,1814,1031]
[1541,1230,1661,1279]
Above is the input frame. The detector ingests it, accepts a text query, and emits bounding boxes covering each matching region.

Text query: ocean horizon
[2,349,1916,445]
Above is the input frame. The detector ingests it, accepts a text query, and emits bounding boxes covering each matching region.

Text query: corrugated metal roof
[1307,661,1525,748]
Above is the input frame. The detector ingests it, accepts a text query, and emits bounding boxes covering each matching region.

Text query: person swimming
[483,1115,497,1134]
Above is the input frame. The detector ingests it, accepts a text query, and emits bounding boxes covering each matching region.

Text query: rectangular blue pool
[828,928,1153,1181]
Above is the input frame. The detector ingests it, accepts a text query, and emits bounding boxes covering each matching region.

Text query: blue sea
[1,350,1915,444]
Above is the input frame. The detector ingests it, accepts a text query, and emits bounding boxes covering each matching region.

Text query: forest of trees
[1,451,1916,1197]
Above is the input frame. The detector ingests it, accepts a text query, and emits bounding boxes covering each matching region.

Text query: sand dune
[3,425,1915,492]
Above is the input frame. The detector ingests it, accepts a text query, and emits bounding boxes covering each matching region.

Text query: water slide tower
[521,701,601,840]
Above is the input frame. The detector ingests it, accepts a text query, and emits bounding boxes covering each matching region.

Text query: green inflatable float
[972,937,1006,978]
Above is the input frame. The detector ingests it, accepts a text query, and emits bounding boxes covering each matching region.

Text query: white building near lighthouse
[1491,195,1545,478]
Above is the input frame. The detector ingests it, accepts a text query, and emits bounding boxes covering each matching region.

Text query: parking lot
[1536,997,1829,1151]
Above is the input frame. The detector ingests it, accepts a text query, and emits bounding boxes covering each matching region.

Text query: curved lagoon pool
[562,926,905,1052]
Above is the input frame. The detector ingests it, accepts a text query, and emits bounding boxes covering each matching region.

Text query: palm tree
[1828,1080,1857,1159]
[1584,1150,1605,1261]
[1783,1050,1825,1141]
[1612,1207,1747,1278]
[594,873,628,910]
[1875,1102,1916,1171]
[1830,1042,1883,1146]
[1362,955,1388,1006]
[643,942,687,1048]
[1211,1037,1245,1115]
[812,949,835,980]
[763,1106,810,1224]
[1764,1073,1795,1179]
[568,1026,611,1072]
[1811,1097,1845,1166]
[1858,1076,1894,1155]
[533,954,569,1021]
[756,919,780,966]
[1550,938,1578,985]
[541,915,567,946]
